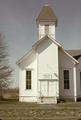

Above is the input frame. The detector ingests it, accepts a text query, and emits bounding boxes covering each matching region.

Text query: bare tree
[0,33,12,100]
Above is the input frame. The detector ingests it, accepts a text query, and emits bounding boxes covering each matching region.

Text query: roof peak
[36,5,58,26]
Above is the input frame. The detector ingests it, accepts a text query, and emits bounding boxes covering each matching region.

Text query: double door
[40,80,57,97]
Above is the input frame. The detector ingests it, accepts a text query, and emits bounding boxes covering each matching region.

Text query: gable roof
[17,35,79,65]
[73,55,81,60]
[32,35,62,49]
[17,35,61,65]
[36,5,57,26]
[32,35,78,64]
[16,49,33,65]
[62,49,79,64]
[66,50,81,60]
[66,50,81,56]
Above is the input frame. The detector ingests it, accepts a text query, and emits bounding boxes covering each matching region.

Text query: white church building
[17,5,81,104]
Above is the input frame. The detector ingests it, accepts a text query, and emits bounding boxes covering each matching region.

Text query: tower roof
[36,5,58,26]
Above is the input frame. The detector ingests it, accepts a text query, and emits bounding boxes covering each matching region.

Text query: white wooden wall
[76,57,81,97]
[59,49,75,99]
[18,50,38,102]
[37,38,59,98]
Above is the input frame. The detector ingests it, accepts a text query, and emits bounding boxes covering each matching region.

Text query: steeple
[36,5,58,39]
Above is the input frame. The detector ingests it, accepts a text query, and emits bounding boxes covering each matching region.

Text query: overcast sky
[0,0,81,87]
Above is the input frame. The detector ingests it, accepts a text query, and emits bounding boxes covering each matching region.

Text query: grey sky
[0,0,81,87]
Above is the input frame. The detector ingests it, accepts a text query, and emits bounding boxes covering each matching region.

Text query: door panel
[49,81,56,96]
[40,81,48,96]
[40,80,56,97]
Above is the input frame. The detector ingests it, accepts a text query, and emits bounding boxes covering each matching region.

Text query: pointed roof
[66,50,81,60]
[73,55,81,60]
[36,5,58,26]
[17,35,79,65]
[32,35,62,49]
[66,50,81,56]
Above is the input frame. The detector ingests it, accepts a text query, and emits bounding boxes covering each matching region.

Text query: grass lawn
[0,100,81,120]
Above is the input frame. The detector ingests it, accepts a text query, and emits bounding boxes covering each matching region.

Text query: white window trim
[25,69,32,90]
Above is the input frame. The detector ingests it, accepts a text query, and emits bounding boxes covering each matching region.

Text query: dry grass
[0,101,81,120]
[0,89,81,120]
[2,88,19,100]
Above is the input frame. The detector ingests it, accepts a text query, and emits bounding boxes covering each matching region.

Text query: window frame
[45,24,49,35]
[26,70,32,90]
[63,70,70,89]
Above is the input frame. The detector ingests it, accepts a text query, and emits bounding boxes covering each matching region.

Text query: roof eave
[61,48,79,64]
[16,49,33,65]
[32,35,62,50]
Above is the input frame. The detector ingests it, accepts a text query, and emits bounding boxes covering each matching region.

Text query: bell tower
[36,5,58,39]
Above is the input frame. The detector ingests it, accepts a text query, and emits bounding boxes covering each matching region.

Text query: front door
[40,80,56,97]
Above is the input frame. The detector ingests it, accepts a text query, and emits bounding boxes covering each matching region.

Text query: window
[45,24,49,34]
[80,72,81,89]
[26,70,31,89]
[64,70,70,89]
